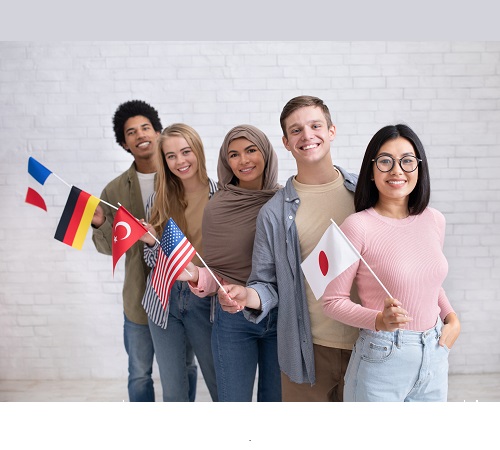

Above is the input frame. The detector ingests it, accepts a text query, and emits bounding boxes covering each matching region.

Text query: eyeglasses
[372,155,422,173]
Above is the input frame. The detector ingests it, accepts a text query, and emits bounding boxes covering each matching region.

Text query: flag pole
[51,173,72,189]
[29,158,115,211]
[100,198,119,211]
[329,218,393,299]
[36,160,120,213]
[194,251,229,296]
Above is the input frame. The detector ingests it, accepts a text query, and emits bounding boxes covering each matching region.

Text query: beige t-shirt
[184,185,209,267]
[293,169,360,350]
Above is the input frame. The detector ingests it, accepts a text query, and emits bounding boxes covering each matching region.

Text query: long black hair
[354,124,430,215]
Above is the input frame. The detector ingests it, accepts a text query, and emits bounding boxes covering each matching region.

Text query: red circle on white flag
[319,251,329,276]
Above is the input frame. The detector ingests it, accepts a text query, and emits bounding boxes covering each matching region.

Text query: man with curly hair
[91,100,197,401]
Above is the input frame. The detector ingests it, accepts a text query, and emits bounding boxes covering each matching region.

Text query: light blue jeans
[148,281,218,402]
[123,313,155,402]
[344,318,450,402]
[212,303,281,402]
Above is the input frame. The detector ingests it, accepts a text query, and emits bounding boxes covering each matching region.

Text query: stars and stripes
[151,218,196,310]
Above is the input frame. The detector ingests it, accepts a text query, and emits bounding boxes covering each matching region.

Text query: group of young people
[91,95,460,403]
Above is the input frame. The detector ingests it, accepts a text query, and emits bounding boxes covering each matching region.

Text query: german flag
[54,186,100,250]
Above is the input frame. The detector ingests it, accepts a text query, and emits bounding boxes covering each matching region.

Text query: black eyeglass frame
[371,155,422,173]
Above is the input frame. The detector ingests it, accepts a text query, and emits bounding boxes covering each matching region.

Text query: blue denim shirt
[245,166,358,385]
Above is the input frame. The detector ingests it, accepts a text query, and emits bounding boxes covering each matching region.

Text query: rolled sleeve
[189,267,220,297]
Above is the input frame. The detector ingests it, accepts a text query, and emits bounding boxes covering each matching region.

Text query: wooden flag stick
[100,198,119,211]
[330,218,393,299]
[194,251,229,296]
[51,172,72,188]
[38,160,119,213]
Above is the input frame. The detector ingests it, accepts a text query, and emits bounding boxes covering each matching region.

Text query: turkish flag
[112,206,148,274]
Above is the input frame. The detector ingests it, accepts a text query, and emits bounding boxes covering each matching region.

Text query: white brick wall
[1,41,499,380]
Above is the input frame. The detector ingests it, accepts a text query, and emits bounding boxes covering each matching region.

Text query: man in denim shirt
[219,96,360,401]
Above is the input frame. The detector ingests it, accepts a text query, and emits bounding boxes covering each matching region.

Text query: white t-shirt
[136,172,156,212]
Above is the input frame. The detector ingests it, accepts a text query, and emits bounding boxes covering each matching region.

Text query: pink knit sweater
[322,207,455,332]
[188,267,225,298]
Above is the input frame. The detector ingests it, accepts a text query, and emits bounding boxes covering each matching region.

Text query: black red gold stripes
[54,186,100,250]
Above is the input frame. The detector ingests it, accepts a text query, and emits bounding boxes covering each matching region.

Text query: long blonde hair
[149,123,209,237]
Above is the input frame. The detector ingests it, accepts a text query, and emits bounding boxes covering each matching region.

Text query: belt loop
[436,318,442,340]
[395,329,402,349]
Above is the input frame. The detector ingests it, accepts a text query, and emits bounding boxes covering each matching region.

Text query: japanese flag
[301,220,361,301]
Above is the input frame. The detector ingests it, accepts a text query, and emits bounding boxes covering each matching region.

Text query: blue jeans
[149,318,199,402]
[344,318,449,402]
[212,303,281,402]
[123,313,155,402]
[148,281,218,402]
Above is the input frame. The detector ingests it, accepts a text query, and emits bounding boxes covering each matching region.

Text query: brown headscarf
[202,125,280,285]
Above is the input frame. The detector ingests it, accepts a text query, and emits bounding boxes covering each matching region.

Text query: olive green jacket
[92,163,151,325]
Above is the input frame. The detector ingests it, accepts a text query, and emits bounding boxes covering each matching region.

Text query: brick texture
[1,41,499,380]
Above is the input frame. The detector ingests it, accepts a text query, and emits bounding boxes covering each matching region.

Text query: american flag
[151,218,196,310]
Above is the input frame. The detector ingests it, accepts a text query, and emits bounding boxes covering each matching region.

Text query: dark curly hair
[112,100,163,154]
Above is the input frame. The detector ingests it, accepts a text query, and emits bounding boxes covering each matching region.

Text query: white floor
[0,372,499,402]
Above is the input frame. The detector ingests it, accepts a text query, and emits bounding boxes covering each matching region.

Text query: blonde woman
[140,123,218,402]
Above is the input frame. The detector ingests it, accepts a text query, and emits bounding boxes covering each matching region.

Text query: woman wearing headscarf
[179,124,282,401]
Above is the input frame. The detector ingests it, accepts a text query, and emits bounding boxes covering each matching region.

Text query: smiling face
[162,135,199,183]
[227,137,265,190]
[282,106,336,169]
[373,137,419,207]
[122,115,160,161]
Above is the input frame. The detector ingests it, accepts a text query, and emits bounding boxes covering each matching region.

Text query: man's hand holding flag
[112,205,148,273]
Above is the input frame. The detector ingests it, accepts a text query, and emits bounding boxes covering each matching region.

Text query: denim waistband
[360,317,443,347]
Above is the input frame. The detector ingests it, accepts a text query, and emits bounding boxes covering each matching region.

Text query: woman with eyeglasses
[322,124,461,402]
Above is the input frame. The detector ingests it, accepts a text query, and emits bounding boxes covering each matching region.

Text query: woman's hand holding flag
[176,262,199,283]
[218,285,261,313]
[375,297,412,332]
[138,221,158,247]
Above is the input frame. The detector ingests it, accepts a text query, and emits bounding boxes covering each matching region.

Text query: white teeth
[302,144,317,150]
[178,166,190,172]
[240,167,253,173]
[137,142,150,148]
[388,181,405,185]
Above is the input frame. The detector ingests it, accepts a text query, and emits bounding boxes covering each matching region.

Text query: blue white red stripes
[151,219,195,310]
